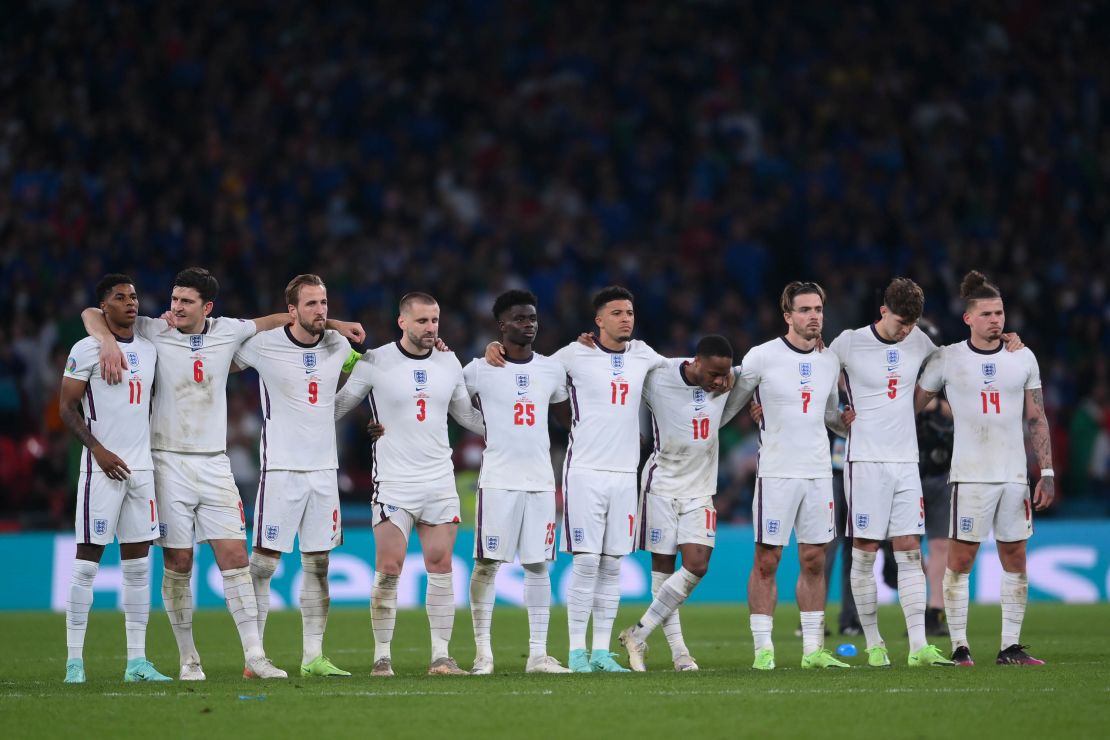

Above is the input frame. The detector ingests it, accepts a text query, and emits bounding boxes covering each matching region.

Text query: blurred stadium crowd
[1,0,1107,529]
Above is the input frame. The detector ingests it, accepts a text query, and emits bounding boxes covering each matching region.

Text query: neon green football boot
[866,645,891,667]
[752,648,776,671]
[801,648,850,669]
[908,644,956,667]
[300,655,351,677]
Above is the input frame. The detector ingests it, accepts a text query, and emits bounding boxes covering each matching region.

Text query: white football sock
[426,572,455,661]
[567,553,600,652]
[635,568,700,646]
[943,568,970,650]
[1000,570,1028,650]
[894,549,927,652]
[590,555,622,653]
[66,560,98,660]
[120,557,151,661]
[800,611,826,655]
[371,571,399,662]
[162,568,198,664]
[221,567,263,660]
[299,554,330,665]
[850,548,882,648]
[249,552,278,644]
[469,561,499,659]
[750,613,773,652]
[522,562,551,658]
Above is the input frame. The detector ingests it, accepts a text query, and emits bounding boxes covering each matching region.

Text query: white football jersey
[463,355,569,491]
[553,340,667,474]
[732,337,840,479]
[829,324,937,463]
[918,341,1040,484]
[335,343,485,486]
[64,335,158,473]
[234,326,351,471]
[641,359,746,499]
[133,315,257,453]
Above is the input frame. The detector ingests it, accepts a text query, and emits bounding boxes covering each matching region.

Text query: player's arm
[914,385,939,414]
[336,349,363,390]
[720,366,751,424]
[550,399,572,430]
[448,379,486,435]
[1024,388,1056,511]
[823,383,850,437]
[59,377,131,480]
[80,308,127,385]
[915,352,944,414]
[334,354,373,420]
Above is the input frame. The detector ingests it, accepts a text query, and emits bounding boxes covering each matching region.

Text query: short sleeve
[462,359,479,394]
[233,317,258,344]
[827,331,851,369]
[918,351,945,393]
[132,316,161,340]
[234,334,262,370]
[551,343,575,373]
[1023,351,1042,391]
[63,342,96,382]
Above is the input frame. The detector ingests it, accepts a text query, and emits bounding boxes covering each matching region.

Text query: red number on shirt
[514,402,536,426]
[692,417,710,439]
[545,522,555,546]
[416,398,427,421]
[980,390,1001,414]
[193,359,204,383]
[801,390,812,413]
[705,508,717,532]
[308,381,319,404]
[610,381,630,405]
[128,379,142,404]
[887,378,898,399]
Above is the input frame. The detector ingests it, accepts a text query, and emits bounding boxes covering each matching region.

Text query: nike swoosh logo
[305,369,316,375]
[693,405,705,411]
[415,386,428,392]
[150,524,158,532]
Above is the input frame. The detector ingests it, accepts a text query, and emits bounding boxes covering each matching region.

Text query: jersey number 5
[887,378,897,399]
[514,402,536,426]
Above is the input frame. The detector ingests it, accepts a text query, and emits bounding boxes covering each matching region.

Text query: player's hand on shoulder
[484,341,507,367]
[160,309,177,329]
[91,445,131,480]
[366,422,386,441]
[841,406,857,428]
[815,335,827,352]
[576,333,598,349]
[749,401,763,423]
[434,337,451,352]
[1034,475,1055,511]
[98,342,127,385]
[1001,332,1024,352]
[334,320,366,343]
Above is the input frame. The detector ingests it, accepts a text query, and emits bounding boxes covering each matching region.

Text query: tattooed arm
[1024,388,1055,511]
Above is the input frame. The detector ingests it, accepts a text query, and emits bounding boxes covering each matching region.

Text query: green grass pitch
[2,604,1108,739]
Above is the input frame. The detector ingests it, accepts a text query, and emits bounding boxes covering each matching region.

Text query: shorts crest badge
[93,519,108,536]
[189,335,204,350]
[414,369,428,385]
[485,535,499,553]
[573,528,585,545]
[159,523,168,538]
[265,524,280,542]
[798,362,812,379]
[515,373,530,390]
[855,513,869,530]
[960,517,974,534]
[303,352,317,369]
[767,519,780,535]
[650,528,662,544]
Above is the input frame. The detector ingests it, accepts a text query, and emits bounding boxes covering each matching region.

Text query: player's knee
[799,548,824,574]
[162,547,194,573]
[753,550,781,579]
[685,559,709,578]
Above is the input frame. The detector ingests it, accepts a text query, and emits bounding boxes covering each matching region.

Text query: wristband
[1040,469,1054,478]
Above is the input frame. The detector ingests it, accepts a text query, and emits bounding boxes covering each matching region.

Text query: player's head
[171,267,218,329]
[398,292,440,350]
[285,274,328,337]
[95,273,139,330]
[689,335,734,392]
[593,285,635,344]
[780,281,825,341]
[960,270,1004,342]
[877,277,924,343]
[493,289,538,347]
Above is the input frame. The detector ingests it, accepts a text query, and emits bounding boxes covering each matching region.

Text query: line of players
[58,267,1054,682]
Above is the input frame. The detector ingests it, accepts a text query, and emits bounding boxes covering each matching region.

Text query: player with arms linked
[916,271,1054,666]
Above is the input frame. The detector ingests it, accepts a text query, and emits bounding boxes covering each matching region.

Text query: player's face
[785,293,823,340]
[595,300,634,343]
[877,306,917,343]
[964,297,1004,342]
[291,285,328,337]
[101,284,139,328]
[170,286,213,332]
[400,302,440,349]
[693,355,734,392]
[500,304,537,346]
